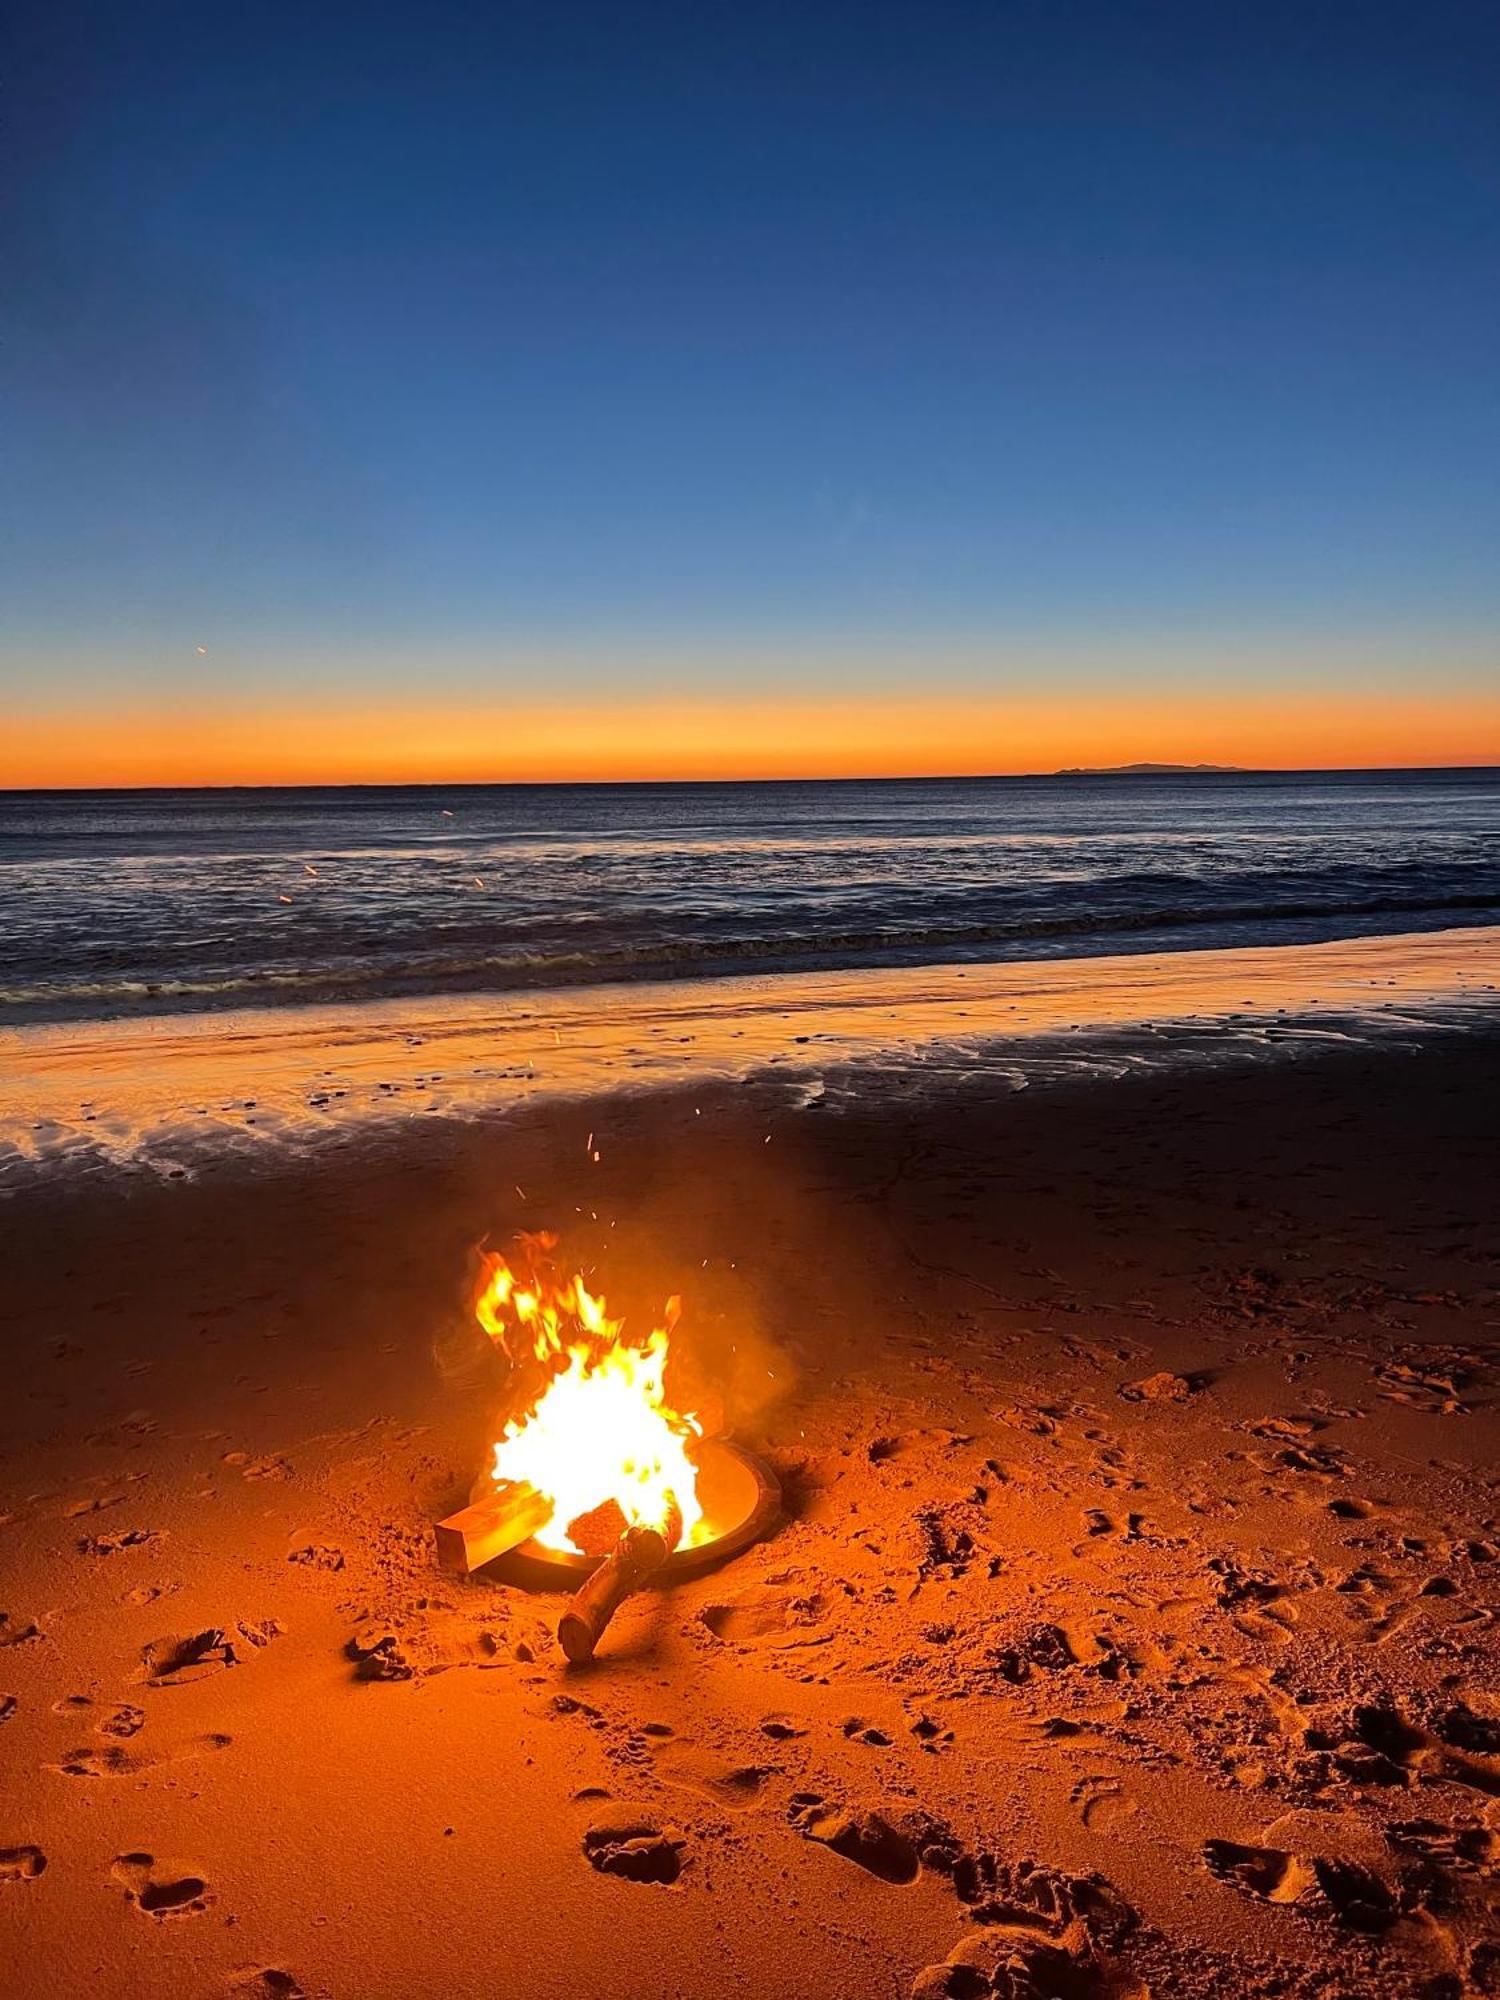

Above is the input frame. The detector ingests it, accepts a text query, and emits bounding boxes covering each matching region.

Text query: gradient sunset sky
[6,0,1499,786]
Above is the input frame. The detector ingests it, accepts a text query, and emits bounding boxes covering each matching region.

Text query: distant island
[1052,761,1246,776]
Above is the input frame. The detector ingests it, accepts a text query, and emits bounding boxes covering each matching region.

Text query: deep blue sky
[4,0,1498,767]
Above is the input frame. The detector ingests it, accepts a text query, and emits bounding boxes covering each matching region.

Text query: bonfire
[434,1234,775,1662]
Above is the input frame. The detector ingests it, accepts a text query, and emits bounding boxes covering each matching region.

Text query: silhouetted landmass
[1053,761,1246,775]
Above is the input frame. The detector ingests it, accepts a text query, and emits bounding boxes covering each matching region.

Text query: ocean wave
[5,886,1499,1021]
[6,773,1499,1025]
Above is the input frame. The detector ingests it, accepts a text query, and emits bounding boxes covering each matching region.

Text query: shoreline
[4,923,1498,1187]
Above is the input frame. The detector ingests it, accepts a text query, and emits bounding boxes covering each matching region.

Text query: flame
[476,1237,704,1555]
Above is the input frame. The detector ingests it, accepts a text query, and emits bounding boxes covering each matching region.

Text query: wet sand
[1,955,1498,1998]
[4,923,1499,1185]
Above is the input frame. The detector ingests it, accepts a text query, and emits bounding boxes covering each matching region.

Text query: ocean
[2,769,1498,1026]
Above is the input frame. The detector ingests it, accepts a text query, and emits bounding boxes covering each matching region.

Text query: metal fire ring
[497,1437,781,1586]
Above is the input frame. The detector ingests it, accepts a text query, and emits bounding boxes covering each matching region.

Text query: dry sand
[2,951,1498,1998]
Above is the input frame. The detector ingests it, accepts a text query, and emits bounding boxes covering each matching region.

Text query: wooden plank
[434,1480,553,1574]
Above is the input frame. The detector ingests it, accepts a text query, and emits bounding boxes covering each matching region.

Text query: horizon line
[6,760,1500,797]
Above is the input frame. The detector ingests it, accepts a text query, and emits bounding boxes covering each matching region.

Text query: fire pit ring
[498,1437,780,1586]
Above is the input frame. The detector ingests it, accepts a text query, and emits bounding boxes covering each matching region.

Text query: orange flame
[475,1236,704,1556]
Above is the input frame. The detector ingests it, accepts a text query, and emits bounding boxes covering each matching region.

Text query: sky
[4,0,1499,784]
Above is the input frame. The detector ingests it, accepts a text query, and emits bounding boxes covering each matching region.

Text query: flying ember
[474,1237,706,1556]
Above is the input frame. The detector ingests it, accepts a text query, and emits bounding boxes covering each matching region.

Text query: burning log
[557,1499,683,1664]
[434,1479,554,1575]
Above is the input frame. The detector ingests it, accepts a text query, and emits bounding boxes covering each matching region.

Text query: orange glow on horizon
[4,688,1499,789]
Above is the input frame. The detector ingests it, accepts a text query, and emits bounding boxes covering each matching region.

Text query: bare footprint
[1203,1838,1319,1907]
[759,1711,808,1739]
[581,1811,686,1884]
[1,1846,46,1882]
[1202,1840,1395,1931]
[659,1749,769,1810]
[139,1628,237,1684]
[952,1854,1137,1948]
[111,1852,214,1919]
[77,1527,160,1557]
[55,1744,149,1778]
[100,1704,146,1739]
[54,1733,230,1778]
[140,1622,279,1685]
[788,1794,919,1884]
[228,1972,307,1998]
[698,1581,831,1650]
[1071,1774,1129,1831]
[1386,1818,1493,1873]
[916,1923,1140,1999]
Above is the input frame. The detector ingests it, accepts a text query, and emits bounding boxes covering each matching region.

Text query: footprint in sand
[1202,1838,1318,1907]
[1318,1696,1500,1798]
[1118,1371,1194,1403]
[140,1621,280,1685]
[759,1711,808,1740]
[111,1852,214,1919]
[913,1926,1139,2000]
[54,1733,230,1779]
[951,1854,1137,1947]
[1,1846,47,1882]
[1385,1818,1493,1872]
[914,1860,1142,1998]
[56,1745,148,1778]
[221,1451,291,1482]
[100,1704,146,1739]
[842,1715,895,1746]
[580,1811,686,1884]
[140,1628,237,1684]
[658,1748,770,1810]
[1070,1774,1129,1832]
[1202,1840,1396,1932]
[698,1581,832,1651]
[228,1971,306,1998]
[77,1527,160,1557]
[788,1794,920,1884]
[124,1583,178,1608]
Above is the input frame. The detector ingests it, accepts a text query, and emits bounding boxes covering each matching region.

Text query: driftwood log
[557,1501,684,1664]
[433,1480,553,1575]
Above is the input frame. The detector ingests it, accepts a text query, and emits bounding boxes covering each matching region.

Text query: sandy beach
[1,931,1497,1999]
